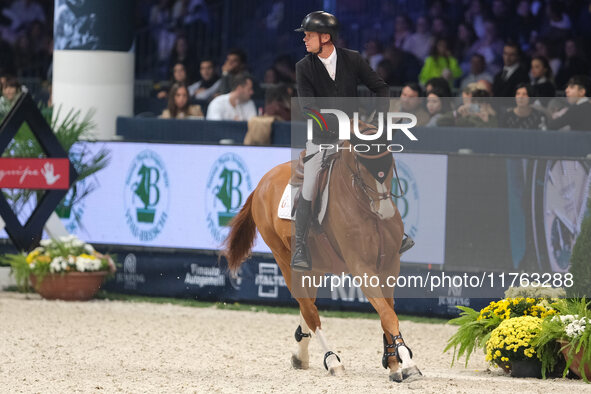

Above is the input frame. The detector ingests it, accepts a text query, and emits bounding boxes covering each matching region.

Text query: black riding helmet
[294,11,339,41]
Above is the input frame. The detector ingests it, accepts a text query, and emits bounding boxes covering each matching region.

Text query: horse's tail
[222,191,256,273]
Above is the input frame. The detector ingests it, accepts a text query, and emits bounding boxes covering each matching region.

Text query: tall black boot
[291,198,313,271]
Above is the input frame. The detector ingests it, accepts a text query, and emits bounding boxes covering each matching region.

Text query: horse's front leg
[366,295,423,382]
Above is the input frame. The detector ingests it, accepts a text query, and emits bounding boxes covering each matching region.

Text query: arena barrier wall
[1,141,588,316]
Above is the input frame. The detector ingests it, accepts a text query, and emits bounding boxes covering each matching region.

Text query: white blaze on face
[375,180,396,219]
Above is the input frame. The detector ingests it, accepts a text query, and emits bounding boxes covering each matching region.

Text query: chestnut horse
[222,136,422,382]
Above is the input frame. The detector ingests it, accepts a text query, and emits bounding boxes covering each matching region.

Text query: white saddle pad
[277,160,334,224]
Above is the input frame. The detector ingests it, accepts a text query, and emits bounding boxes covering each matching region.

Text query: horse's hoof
[402,366,423,382]
[291,354,309,370]
[389,370,403,383]
[329,364,345,376]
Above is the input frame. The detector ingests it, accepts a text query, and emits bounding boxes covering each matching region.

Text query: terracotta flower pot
[559,340,591,380]
[30,271,109,301]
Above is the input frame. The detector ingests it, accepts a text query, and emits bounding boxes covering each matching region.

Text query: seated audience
[492,42,529,97]
[263,84,291,121]
[501,83,546,129]
[188,59,221,101]
[160,83,203,119]
[441,89,497,127]
[157,62,190,99]
[548,75,591,131]
[419,37,463,86]
[389,82,430,126]
[425,77,452,96]
[0,76,21,117]
[425,87,453,127]
[530,56,556,101]
[206,73,256,121]
[217,48,248,95]
[460,54,493,90]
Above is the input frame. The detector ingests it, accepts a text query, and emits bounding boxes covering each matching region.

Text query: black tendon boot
[291,198,313,271]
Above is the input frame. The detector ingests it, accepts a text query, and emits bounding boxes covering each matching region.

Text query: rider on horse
[291,11,414,272]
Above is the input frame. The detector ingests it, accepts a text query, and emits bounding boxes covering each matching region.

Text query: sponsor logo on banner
[116,253,146,290]
[0,158,70,189]
[330,281,369,303]
[205,153,252,243]
[391,160,420,239]
[228,266,243,290]
[255,262,286,298]
[184,264,225,287]
[124,150,170,241]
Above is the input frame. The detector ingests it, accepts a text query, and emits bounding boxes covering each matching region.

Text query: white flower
[40,239,52,247]
[84,244,95,253]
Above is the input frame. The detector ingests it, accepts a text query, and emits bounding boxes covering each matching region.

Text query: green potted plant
[533,298,591,382]
[2,235,116,300]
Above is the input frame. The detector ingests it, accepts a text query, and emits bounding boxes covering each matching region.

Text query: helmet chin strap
[314,34,331,56]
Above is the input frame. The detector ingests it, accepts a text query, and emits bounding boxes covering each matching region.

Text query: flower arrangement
[485,316,543,370]
[444,296,557,368]
[532,298,591,382]
[3,235,116,291]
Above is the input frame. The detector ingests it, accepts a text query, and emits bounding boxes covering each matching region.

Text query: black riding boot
[291,198,313,271]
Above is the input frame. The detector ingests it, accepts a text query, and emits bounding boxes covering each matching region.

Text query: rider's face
[303,32,330,53]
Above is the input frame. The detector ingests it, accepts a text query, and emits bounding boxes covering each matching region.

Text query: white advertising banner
[1,142,447,262]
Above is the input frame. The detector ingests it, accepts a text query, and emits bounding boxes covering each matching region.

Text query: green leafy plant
[533,298,591,382]
[1,235,116,291]
[445,297,557,366]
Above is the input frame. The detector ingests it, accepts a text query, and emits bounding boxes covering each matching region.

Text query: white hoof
[291,353,309,370]
[329,364,345,376]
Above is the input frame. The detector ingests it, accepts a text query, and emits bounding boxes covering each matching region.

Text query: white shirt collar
[319,46,337,65]
[576,97,589,105]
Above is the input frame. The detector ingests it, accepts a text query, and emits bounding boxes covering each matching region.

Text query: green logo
[391,160,420,238]
[124,150,169,241]
[206,153,252,243]
[56,186,85,233]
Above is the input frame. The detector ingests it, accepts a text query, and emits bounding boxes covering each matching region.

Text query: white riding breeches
[301,141,337,201]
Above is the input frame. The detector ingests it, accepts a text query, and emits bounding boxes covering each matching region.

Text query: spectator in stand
[448,88,498,127]
[217,48,248,95]
[530,56,556,102]
[532,40,561,78]
[403,16,433,61]
[454,23,477,71]
[556,39,589,89]
[543,0,571,40]
[419,37,462,86]
[393,15,412,49]
[469,20,504,73]
[0,76,21,117]
[207,73,256,121]
[362,39,384,71]
[188,59,221,101]
[492,42,529,97]
[425,77,452,96]
[515,0,536,50]
[431,17,450,39]
[426,87,453,126]
[156,62,189,99]
[168,35,197,81]
[464,0,488,40]
[160,82,203,119]
[548,75,591,131]
[263,84,291,121]
[501,83,546,129]
[389,82,430,126]
[460,53,493,90]
[490,0,518,41]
